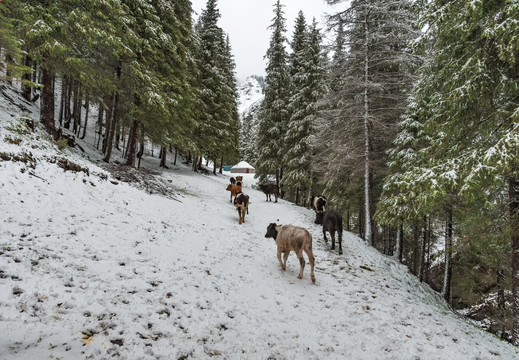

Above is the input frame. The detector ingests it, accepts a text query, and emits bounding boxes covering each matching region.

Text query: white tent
[230,161,255,174]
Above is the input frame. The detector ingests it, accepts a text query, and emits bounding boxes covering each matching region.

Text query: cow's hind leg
[296,250,305,279]
[282,251,290,271]
[305,248,316,284]
[277,248,285,270]
[331,230,336,251]
[237,207,242,224]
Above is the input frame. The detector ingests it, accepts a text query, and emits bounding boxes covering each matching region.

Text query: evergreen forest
[1,0,519,346]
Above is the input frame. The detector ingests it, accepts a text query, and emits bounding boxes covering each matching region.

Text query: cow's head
[265,223,278,240]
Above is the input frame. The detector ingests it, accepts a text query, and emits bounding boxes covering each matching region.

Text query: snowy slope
[237,76,263,116]
[1,86,518,359]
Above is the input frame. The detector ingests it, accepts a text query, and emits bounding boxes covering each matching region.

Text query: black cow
[310,195,327,224]
[321,210,343,255]
[259,184,280,202]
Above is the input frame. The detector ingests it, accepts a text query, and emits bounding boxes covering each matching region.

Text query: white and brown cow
[264,223,316,284]
[310,195,327,224]
[234,192,250,224]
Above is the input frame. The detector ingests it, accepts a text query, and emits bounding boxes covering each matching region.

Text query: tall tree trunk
[102,95,113,154]
[394,223,403,263]
[5,54,13,86]
[419,216,427,283]
[40,67,59,140]
[103,99,117,163]
[441,205,453,304]
[73,81,81,135]
[193,155,199,172]
[64,77,72,129]
[413,223,420,275]
[115,123,121,150]
[126,119,138,167]
[103,66,121,163]
[219,156,223,174]
[81,92,89,139]
[58,79,65,126]
[137,134,144,169]
[425,216,432,283]
[174,147,178,165]
[497,269,506,339]
[363,7,373,245]
[159,146,168,168]
[22,54,32,101]
[95,104,104,149]
[358,199,365,240]
[384,226,389,255]
[508,175,519,345]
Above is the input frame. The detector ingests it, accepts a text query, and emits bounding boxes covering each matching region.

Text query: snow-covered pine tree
[313,19,358,228]
[282,11,308,203]
[116,0,196,167]
[0,0,25,84]
[214,35,240,174]
[381,0,519,344]
[8,1,131,142]
[255,0,290,186]
[194,0,239,172]
[131,0,197,168]
[11,1,70,139]
[282,14,327,205]
[239,103,261,165]
[319,0,420,245]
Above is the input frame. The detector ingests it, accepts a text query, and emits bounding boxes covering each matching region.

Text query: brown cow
[226,183,242,203]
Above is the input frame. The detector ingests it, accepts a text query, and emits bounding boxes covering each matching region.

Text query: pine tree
[318,0,420,244]
[8,0,130,141]
[389,0,519,344]
[218,35,240,172]
[194,0,239,171]
[283,15,327,204]
[313,19,358,225]
[239,102,261,164]
[255,0,290,186]
[0,0,25,83]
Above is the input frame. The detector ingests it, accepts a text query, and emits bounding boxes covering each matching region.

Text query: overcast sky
[191,0,338,83]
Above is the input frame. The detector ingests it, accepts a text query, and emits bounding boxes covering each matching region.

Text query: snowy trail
[1,91,519,359]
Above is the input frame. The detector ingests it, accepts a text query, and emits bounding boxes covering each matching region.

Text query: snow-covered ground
[1,85,518,359]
